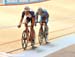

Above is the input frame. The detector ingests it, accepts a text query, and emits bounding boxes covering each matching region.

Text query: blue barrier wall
[0,0,4,4]
[4,0,43,4]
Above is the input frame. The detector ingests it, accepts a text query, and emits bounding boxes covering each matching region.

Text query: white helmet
[24,6,30,11]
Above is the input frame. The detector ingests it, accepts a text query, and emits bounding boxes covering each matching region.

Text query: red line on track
[0,25,75,46]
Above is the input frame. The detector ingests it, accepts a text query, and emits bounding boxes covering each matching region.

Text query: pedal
[46,42,49,44]
[24,38,27,40]
[32,46,37,49]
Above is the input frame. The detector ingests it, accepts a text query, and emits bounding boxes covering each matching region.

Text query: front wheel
[38,28,44,45]
[21,31,28,50]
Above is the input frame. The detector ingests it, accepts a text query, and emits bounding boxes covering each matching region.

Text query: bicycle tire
[22,31,28,50]
[38,29,44,45]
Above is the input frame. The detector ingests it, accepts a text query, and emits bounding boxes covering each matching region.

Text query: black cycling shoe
[32,46,37,49]
[46,42,49,44]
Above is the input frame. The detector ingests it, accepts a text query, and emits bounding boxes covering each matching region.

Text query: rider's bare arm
[35,12,38,23]
[42,11,49,23]
[45,11,49,22]
[18,11,25,28]
[32,17,35,26]
[20,11,25,24]
[31,11,35,26]
[46,11,49,18]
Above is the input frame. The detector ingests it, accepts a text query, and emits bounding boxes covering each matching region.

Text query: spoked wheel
[22,31,28,50]
[38,29,44,45]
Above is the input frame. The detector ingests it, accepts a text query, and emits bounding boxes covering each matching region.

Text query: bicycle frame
[21,23,35,50]
[36,21,48,45]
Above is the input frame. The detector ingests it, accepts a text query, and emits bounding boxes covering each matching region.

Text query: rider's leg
[25,22,28,29]
[40,22,43,31]
[25,22,29,33]
[31,38,35,48]
[45,19,49,44]
[25,17,31,32]
[45,18,48,26]
[24,21,30,42]
[45,25,48,44]
[30,24,36,48]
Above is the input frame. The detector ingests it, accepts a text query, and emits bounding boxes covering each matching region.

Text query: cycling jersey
[21,11,35,23]
[36,10,49,23]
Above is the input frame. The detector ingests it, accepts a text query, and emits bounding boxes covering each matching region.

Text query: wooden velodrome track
[0,0,75,54]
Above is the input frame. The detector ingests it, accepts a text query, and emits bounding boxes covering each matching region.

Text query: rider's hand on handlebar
[17,24,21,28]
[35,23,37,26]
[35,21,38,26]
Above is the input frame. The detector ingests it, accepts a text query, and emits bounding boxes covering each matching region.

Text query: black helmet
[38,8,43,12]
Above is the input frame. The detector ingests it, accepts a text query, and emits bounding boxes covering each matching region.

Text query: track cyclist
[18,6,36,49]
[35,8,49,44]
